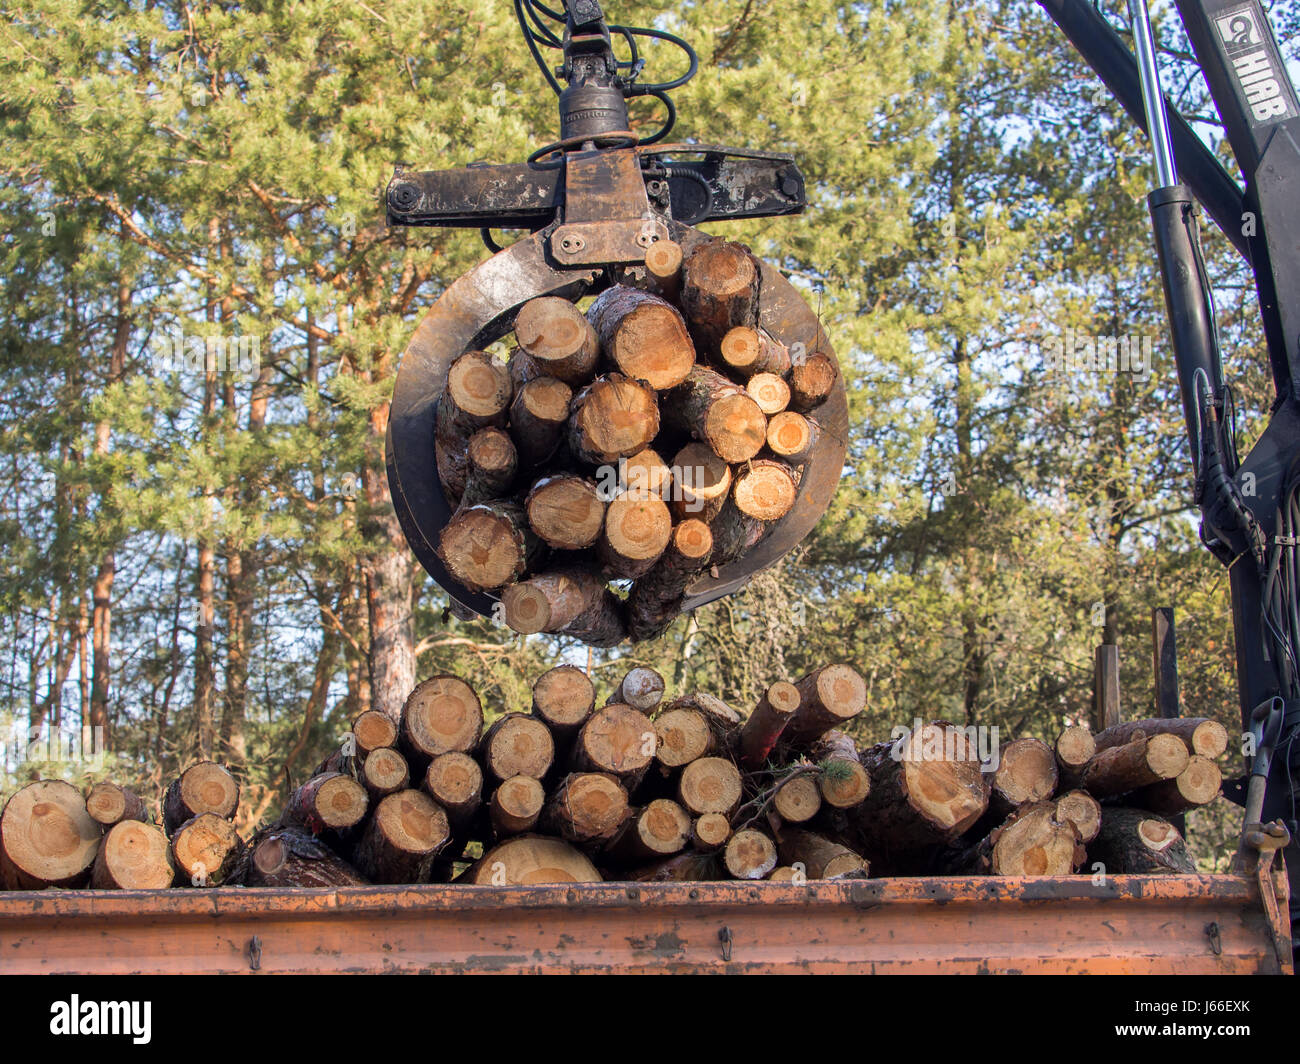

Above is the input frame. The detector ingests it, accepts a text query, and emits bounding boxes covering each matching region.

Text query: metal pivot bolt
[389,182,420,211]
[558,232,585,253]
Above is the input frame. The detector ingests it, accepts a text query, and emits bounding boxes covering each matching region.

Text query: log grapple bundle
[383,0,847,644]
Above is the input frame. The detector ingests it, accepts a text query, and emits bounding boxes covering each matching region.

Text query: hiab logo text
[49,996,151,1044]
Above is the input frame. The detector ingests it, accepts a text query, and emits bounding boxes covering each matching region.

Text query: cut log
[360,747,410,799]
[568,374,660,466]
[723,828,778,879]
[531,665,597,739]
[664,366,767,463]
[525,474,606,550]
[587,285,696,389]
[460,427,518,506]
[777,828,867,879]
[351,709,399,756]
[162,761,239,835]
[607,798,690,862]
[501,567,628,646]
[243,826,368,888]
[540,772,630,846]
[90,821,175,890]
[783,664,867,747]
[514,296,600,386]
[810,731,872,809]
[423,752,484,831]
[1054,789,1103,844]
[766,412,819,464]
[1080,734,1189,798]
[283,772,369,834]
[1055,725,1096,789]
[437,500,540,593]
[772,774,822,824]
[480,713,555,781]
[489,775,546,838]
[851,722,992,854]
[439,350,514,436]
[767,866,802,882]
[85,782,149,828]
[718,326,791,379]
[732,459,799,521]
[466,835,603,884]
[738,680,802,769]
[709,497,767,566]
[509,376,573,465]
[599,491,673,578]
[691,813,732,853]
[620,446,673,501]
[1087,807,1196,873]
[629,851,719,881]
[989,737,1059,816]
[746,372,791,415]
[670,442,732,523]
[788,351,838,412]
[952,801,1083,876]
[401,675,484,763]
[1093,717,1229,760]
[627,518,713,642]
[352,789,450,884]
[670,692,744,732]
[1130,755,1223,814]
[571,703,656,786]
[171,813,243,886]
[0,780,101,890]
[610,666,666,712]
[677,756,743,815]
[643,239,683,302]
[653,707,713,769]
[681,238,762,349]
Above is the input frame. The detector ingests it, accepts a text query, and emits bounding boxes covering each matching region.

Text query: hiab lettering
[49,995,151,1044]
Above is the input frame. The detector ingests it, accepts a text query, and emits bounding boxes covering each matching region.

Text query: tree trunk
[170,813,244,886]
[243,825,368,888]
[85,782,148,827]
[480,712,555,781]
[525,474,607,549]
[400,675,484,764]
[776,828,867,879]
[681,238,762,349]
[541,772,630,846]
[352,789,450,884]
[1093,717,1229,759]
[437,499,540,593]
[587,285,696,389]
[1080,734,1189,798]
[738,680,801,769]
[1087,807,1196,873]
[530,665,597,740]
[568,374,660,466]
[663,366,767,463]
[91,821,174,890]
[515,296,600,385]
[723,828,778,879]
[0,780,101,889]
[362,453,417,724]
[162,761,240,834]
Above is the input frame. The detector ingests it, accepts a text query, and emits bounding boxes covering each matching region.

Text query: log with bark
[606,799,691,863]
[644,239,683,302]
[423,752,484,832]
[669,443,732,522]
[86,782,149,828]
[691,813,731,853]
[988,737,1059,816]
[90,821,174,890]
[663,366,768,463]
[809,731,872,809]
[437,500,541,593]
[352,789,450,884]
[765,411,819,465]
[782,664,867,747]
[525,474,607,550]
[283,772,369,834]
[723,828,778,879]
[171,813,244,886]
[351,709,399,756]
[732,459,799,522]
[488,775,546,838]
[1092,717,1229,760]
[708,497,767,567]
[680,238,762,349]
[570,703,656,787]
[243,825,368,888]
[718,326,791,379]
[459,427,518,507]
[653,706,714,769]
[771,774,822,824]
[509,376,572,465]
[677,756,743,816]
[514,296,600,385]
[1087,807,1196,874]
[568,374,660,466]
[746,372,790,415]
[947,801,1084,876]
[540,772,630,847]
[360,747,410,800]
[627,518,713,642]
[0,780,102,890]
[435,350,513,499]
[1054,789,1103,844]
[1055,725,1096,789]
[530,664,597,739]
[400,675,484,763]
[465,835,602,884]
[480,713,556,782]
[788,351,838,412]
[609,666,666,713]
[162,761,240,835]
[501,567,628,646]
[738,680,801,769]
[1080,734,1189,799]
[776,828,867,879]
[587,285,696,389]
[1129,755,1222,815]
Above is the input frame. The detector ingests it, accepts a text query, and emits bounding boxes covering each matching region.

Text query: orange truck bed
[0,873,1290,974]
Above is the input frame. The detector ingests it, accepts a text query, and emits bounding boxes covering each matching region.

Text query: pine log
[587,285,696,389]
[466,835,603,884]
[670,442,732,522]
[629,851,719,882]
[313,745,357,778]
[627,518,714,642]
[607,799,690,862]
[809,731,872,809]
[171,813,244,886]
[1087,807,1196,874]
[530,665,597,739]
[620,446,673,501]
[525,474,606,549]
[738,680,802,769]
[435,351,513,498]
[609,666,666,712]
[709,497,767,566]
[718,326,791,379]
[1054,789,1103,844]
[0,780,101,890]
[568,374,660,466]
[732,459,799,521]
[283,772,369,834]
[509,376,573,465]
[1130,755,1222,814]
[767,866,802,882]
[681,238,762,349]
[437,500,541,593]
[352,789,450,884]
[459,427,518,506]
[723,828,778,879]
[788,351,838,412]
[480,712,555,781]
[989,737,1059,816]
[90,821,174,890]
[360,747,410,799]
[777,828,867,879]
[653,707,713,769]
[351,709,399,756]
[1080,734,1189,798]
[501,567,628,646]
[85,782,149,828]
[772,774,822,824]
[677,756,743,816]
[243,825,368,888]
[423,752,484,832]
[489,775,546,838]
[599,491,673,578]
[664,366,767,463]
[783,664,867,747]
[571,703,656,786]
[672,691,744,732]
[541,772,630,846]
[514,296,600,385]
[162,761,239,835]
[766,411,819,464]
[1093,717,1229,760]
[691,813,731,853]
[746,372,791,415]
[400,675,484,763]
[1055,725,1096,789]
[951,801,1083,876]
[643,239,683,302]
